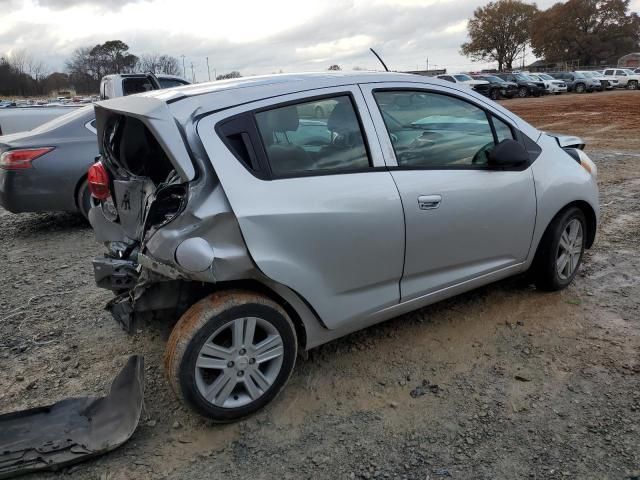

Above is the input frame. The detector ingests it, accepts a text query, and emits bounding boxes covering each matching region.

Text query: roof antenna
[370,48,389,72]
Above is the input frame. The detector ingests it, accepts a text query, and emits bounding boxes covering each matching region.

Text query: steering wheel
[472,142,495,164]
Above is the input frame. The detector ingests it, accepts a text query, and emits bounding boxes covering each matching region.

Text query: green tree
[90,40,138,75]
[461,0,539,71]
[531,0,640,66]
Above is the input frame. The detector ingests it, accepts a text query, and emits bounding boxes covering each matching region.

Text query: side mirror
[487,139,529,167]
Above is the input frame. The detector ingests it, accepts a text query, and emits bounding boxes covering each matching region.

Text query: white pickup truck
[602,68,640,90]
[0,73,190,136]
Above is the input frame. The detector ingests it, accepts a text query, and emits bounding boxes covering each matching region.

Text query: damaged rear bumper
[95,253,199,333]
[0,356,144,479]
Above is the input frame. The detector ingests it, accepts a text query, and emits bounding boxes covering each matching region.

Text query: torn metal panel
[0,355,144,479]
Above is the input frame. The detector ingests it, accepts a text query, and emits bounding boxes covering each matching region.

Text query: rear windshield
[102,114,174,184]
[158,78,189,89]
[122,77,155,96]
[30,105,94,134]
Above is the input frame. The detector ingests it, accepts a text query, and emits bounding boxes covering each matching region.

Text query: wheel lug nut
[227,361,234,368]
[237,370,244,377]
[239,348,246,355]
[249,358,256,365]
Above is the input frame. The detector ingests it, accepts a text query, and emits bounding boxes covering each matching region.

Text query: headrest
[263,106,299,132]
[327,101,357,133]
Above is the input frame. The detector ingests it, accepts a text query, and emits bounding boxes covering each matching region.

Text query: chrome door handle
[418,194,442,210]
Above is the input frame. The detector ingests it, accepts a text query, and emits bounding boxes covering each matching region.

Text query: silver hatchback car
[89,72,599,421]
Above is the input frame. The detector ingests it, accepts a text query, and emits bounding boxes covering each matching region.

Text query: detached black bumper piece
[0,355,144,479]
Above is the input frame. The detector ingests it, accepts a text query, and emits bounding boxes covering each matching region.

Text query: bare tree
[138,53,181,75]
[138,53,161,73]
[216,71,241,80]
[9,50,30,75]
[156,55,180,76]
[28,59,50,82]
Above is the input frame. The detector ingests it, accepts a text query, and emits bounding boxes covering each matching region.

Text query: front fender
[526,134,599,266]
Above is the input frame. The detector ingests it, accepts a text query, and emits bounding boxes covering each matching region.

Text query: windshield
[454,74,473,82]
[514,74,530,82]
[574,72,586,78]
[483,75,504,83]
[624,69,636,75]
[538,73,553,80]
[580,72,595,78]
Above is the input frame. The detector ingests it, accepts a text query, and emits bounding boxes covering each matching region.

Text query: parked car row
[438,69,640,99]
[0,73,191,220]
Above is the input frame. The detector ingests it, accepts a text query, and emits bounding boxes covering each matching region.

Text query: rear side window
[254,95,370,176]
[122,77,155,96]
[373,90,513,168]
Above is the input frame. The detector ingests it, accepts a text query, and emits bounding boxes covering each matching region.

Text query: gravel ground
[0,93,639,480]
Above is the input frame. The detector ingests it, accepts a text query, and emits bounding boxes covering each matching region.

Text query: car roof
[140,71,443,102]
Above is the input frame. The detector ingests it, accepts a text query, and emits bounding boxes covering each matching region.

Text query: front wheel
[575,83,586,93]
[532,207,586,291]
[489,88,500,100]
[628,80,638,90]
[164,290,297,422]
[517,86,528,98]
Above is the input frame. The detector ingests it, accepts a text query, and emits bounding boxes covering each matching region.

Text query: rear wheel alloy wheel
[518,86,528,98]
[533,207,586,291]
[195,316,284,409]
[575,83,586,93]
[165,291,297,422]
[489,88,500,100]
[628,81,638,90]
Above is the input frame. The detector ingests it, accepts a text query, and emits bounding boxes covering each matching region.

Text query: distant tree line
[0,40,183,96]
[461,0,640,70]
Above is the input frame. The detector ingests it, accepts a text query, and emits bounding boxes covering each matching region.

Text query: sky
[1,0,639,81]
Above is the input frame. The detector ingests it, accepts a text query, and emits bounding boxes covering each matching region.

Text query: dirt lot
[499,89,640,151]
[1,90,639,480]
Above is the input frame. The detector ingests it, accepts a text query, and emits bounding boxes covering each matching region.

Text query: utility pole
[206,56,211,81]
[181,55,186,79]
[190,62,195,83]
[426,57,429,71]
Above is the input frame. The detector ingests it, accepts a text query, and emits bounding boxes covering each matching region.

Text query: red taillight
[0,147,54,170]
[87,162,111,200]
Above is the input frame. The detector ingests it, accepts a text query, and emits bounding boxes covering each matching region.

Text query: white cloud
[1,0,639,80]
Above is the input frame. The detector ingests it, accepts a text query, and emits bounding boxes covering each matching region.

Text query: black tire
[532,207,586,292]
[517,86,528,98]
[314,106,324,118]
[489,88,500,100]
[76,178,93,222]
[628,80,638,90]
[575,83,586,93]
[165,290,297,422]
